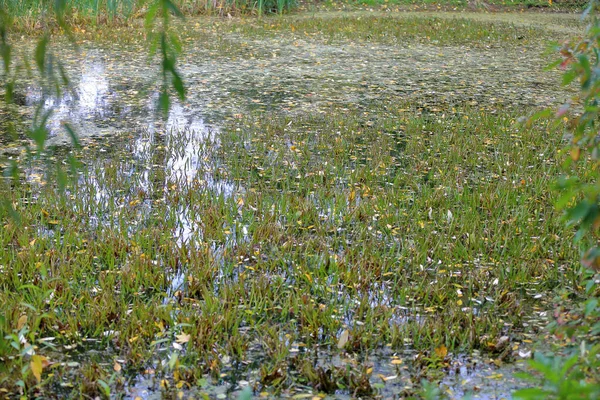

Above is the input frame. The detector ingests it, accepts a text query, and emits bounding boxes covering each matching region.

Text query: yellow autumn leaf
[17,315,27,330]
[391,359,403,365]
[176,333,191,344]
[30,355,45,383]
[348,189,356,203]
[113,361,122,372]
[337,329,349,349]
[434,345,448,358]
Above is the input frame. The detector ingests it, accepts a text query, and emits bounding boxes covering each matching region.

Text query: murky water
[0,11,573,399]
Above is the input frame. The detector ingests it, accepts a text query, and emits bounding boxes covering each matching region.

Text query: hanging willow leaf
[158,90,170,117]
[172,70,185,100]
[63,123,81,149]
[35,35,48,75]
[162,0,184,18]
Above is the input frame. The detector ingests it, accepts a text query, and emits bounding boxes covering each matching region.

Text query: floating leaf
[337,329,349,349]
[434,345,448,358]
[30,355,45,383]
[176,332,190,344]
[17,315,27,330]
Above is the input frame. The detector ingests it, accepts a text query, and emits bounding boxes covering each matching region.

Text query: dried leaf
[176,332,191,344]
[434,345,448,358]
[30,355,45,383]
[17,315,27,330]
[337,329,349,349]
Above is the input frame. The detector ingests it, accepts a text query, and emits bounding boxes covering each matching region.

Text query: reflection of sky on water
[25,52,238,248]
[26,51,113,137]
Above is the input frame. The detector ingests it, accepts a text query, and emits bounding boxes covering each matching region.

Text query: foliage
[0,0,294,25]
[515,351,600,399]
[516,0,600,397]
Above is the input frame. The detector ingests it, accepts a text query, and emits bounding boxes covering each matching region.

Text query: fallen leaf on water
[30,355,47,383]
[434,345,448,358]
[176,332,191,344]
[337,329,349,349]
[519,350,532,358]
[17,315,28,330]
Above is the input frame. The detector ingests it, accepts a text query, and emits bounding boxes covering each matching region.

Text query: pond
[0,11,581,399]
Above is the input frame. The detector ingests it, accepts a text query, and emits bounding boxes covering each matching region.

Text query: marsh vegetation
[0,3,598,399]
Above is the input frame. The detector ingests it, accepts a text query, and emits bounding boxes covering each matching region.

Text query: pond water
[1,11,575,399]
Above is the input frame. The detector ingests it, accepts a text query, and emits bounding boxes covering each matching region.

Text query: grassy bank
[0,0,588,34]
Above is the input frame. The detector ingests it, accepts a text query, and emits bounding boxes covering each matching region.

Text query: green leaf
[169,32,182,53]
[35,36,48,74]
[1,198,21,225]
[238,387,252,400]
[97,379,110,396]
[158,90,170,118]
[163,0,184,18]
[145,1,160,29]
[56,163,67,191]
[544,58,562,72]
[168,352,178,369]
[0,42,11,73]
[563,69,578,86]
[559,354,579,377]
[585,298,598,317]
[58,63,69,86]
[513,388,549,400]
[526,109,552,126]
[172,70,185,100]
[63,123,81,149]
[4,80,14,103]
[566,201,592,226]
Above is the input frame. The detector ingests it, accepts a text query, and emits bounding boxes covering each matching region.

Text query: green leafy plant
[515,351,600,399]
[516,1,600,397]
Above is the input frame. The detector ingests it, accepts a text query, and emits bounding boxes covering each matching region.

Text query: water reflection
[24,52,238,250]
[26,51,114,141]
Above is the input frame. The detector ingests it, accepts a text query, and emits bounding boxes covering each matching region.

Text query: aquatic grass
[0,9,591,396]
[226,13,550,46]
[0,101,583,396]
